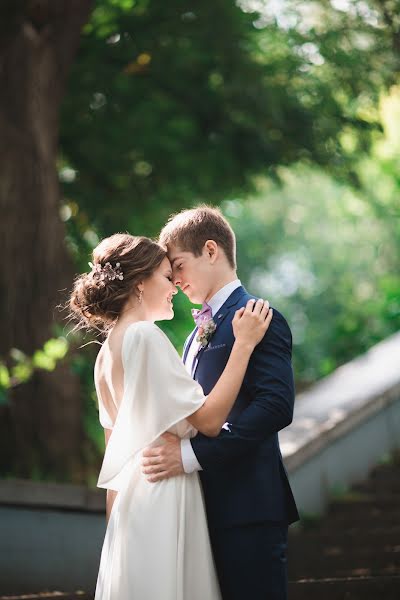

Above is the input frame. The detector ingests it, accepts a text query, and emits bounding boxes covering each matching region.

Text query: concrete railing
[0,480,106,593]
[280,331,400,515]
[1,331,399,593]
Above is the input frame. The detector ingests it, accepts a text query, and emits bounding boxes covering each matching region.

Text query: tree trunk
[0,0,93,481]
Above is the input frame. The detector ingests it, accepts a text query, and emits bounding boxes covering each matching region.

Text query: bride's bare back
[94,323,131,431]
[95,322,136,520]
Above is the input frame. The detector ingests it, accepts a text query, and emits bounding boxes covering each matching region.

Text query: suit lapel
[192,286,247,378]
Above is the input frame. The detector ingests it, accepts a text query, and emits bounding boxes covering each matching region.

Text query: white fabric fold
[97,321,206,491]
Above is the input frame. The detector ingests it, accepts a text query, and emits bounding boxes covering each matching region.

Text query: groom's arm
[190,310,294,471]
[141,311,294,481]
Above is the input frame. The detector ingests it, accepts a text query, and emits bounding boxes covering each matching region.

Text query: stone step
[289,529,400,550]
[288,575,400,600]
[329,493,400,510]
[307,523,400,537]
[288,539,400,562]
[324,502,400,523]
[370,460,400,475]
[340,490,400,503]
[314,514,399,532]
[0,593,91,600]
[354,472,400,493]
[289,548,400,581]
[288,453,400,586]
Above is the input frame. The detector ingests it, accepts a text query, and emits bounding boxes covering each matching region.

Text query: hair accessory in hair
[88,261,124,282]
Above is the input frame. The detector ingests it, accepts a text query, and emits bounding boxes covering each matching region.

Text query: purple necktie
[191,302,212,327]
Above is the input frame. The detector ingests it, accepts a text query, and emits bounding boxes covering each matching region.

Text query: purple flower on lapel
[196,317,217,348]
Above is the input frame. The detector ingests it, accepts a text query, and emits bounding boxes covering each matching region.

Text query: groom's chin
[184,291,200,304]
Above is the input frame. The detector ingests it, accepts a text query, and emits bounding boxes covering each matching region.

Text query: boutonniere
[196,317,217,348]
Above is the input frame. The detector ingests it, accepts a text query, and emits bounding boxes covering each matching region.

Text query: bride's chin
[159,309,174,321]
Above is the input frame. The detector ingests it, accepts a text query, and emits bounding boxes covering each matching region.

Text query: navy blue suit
[184,286,299,600]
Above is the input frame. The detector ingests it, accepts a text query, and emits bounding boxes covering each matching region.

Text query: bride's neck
[118,302,152,325]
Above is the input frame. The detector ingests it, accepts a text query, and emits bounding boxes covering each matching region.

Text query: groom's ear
[204,240,218,264]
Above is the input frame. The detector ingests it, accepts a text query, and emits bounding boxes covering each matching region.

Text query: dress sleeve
[97,322,206,491]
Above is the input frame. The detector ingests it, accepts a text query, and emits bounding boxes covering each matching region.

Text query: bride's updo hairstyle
[70,233,166,332]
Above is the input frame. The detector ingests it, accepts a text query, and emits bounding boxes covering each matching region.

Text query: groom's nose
[172,272,181,286]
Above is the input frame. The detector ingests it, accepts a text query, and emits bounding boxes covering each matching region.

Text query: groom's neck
[205,271,238,303]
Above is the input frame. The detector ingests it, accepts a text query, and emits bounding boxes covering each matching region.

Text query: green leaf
[32,351,56,372]
[43,337,69,361]
[12,362,34,383]
[10,348,27,362]
[0,364,10,388]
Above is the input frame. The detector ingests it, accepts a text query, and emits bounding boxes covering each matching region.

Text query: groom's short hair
[159,205,236,269]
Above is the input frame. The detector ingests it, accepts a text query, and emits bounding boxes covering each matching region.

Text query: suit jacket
[185,286,300,529]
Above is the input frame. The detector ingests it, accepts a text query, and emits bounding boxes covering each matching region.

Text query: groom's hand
[141,432,184,482]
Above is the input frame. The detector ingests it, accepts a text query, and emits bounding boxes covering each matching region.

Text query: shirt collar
[207,279,242,316]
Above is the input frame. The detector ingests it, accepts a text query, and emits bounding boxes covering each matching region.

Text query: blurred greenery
[60,0,398,246]
[226,93,400,385]
[3,0,399,479]
[56,0,400,460]
[0,337,69,405]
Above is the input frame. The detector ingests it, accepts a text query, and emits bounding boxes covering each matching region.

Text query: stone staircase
[288,451,400,599]
[0,593,91,599]
[2,454,399,600]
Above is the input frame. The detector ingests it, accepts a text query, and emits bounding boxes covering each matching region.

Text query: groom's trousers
[209,520,288,600]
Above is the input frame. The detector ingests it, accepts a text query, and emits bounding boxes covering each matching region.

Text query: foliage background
[1,0,399,481]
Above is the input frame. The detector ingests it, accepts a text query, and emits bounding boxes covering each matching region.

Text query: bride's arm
[186,299,272,437]
[104,428,118,522]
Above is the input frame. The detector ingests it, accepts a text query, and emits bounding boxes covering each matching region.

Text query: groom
[142,205,299,600]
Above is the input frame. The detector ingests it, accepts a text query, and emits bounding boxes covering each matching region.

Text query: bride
[69,233,272,600]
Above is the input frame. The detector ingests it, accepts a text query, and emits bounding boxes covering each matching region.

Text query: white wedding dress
[94,321,221,600]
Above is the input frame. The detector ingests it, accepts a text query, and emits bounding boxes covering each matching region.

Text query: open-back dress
[94,321,221,600]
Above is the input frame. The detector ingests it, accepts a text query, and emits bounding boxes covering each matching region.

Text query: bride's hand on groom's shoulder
[141,432,184,483]
[232,298,273,350]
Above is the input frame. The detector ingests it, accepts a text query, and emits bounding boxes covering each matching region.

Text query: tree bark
[0,0,93,481]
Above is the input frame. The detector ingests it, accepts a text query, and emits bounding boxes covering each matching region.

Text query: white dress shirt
[181,279,242,473]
